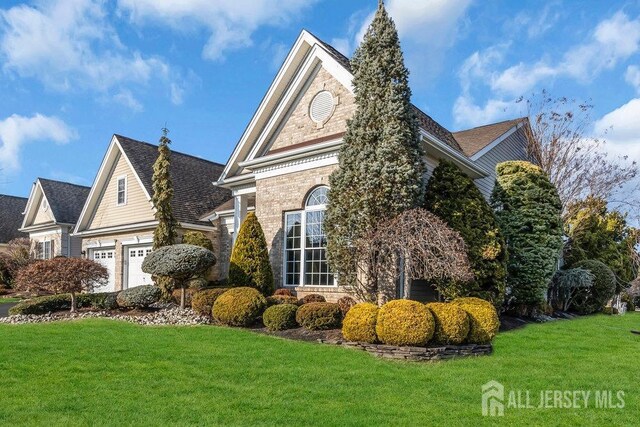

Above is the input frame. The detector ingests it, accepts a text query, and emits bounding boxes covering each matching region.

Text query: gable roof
[78,134,232,230]
[453,118,528,157]
[314,32,463,152]
[38,178,91,224]
[0,194,27,243]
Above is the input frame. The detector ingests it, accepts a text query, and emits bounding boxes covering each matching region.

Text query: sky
[1,0,640,199]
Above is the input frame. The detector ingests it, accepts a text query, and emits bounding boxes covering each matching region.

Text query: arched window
[284,186,334,287]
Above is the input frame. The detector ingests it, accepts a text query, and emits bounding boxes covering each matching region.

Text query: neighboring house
[0,194,28,253]
[19,178,90,259]
[72,134,231,292]
[212,30,531,302]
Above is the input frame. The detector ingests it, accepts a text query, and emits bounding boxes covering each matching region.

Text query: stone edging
[318,339,492,361]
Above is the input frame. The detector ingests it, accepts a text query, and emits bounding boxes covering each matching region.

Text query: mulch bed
[250,325,343,342]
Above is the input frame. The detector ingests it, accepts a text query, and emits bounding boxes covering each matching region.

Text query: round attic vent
[309,90,335,124]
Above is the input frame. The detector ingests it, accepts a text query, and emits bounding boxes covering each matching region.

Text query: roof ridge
[114,134,226,167]
[453,117,527,134]
[0,193,28,200]
[37,177,91,189]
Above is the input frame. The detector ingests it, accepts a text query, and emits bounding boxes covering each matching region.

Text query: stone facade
[267,67,355,153]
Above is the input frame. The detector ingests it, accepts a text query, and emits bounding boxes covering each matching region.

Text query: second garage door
[125,246,153,289]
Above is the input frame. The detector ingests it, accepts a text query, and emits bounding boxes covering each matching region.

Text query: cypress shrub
[425,302,470,345]
[295,302,342,330]
[491,161,563,313]
[182,231,214,251]
[228,213,274,295]
[424,160,507,306]
[191,288,229,317]
[572,260,616,314]
[375,300,434,346]
[342,302,378,343]
[451,297,500,344]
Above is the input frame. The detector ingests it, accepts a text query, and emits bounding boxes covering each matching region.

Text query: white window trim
[116,175,128,206]
[282,187,336,288]
[39,239,53,260]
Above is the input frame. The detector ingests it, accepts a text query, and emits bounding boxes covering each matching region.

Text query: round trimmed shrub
[212,287,267,326]
[263,304,298,331]
[299,293,326,304]
[337,296,357,316]
[451,297,499,343]
[295,302,341,330]
[181,230,214,251]
[572,260,617,315]
[425,302,470,344]
[342,302,378,343]
[191,288,229,317]
[116,285,161,309]
[266,295,299,306]
[274,288,293,296]
[375,300,435,347]
[142,244,215,278]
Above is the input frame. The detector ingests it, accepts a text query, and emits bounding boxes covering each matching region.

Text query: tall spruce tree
[325,1,424,291]
[424,160,508,306]
[152,128,179,296]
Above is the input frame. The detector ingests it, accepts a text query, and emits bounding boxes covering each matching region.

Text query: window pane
[305,186,329,207]
[284,213,302,286]
[303,209,333,286]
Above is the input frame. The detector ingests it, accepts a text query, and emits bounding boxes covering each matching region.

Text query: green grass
[0,314,638,426]
[0,297,21,303]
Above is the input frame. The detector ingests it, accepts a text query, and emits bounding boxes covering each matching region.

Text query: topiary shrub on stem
[142,244,215,309]
[491,161,563,314]
[14,257,108,312]
[375,300,435,346]
[228,212,274,295]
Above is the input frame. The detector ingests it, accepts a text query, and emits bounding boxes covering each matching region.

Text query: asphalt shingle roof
[314,33,463,153]
[38,178,91,225]
[0,194,27,243]
[115,135,232,226]
[452,118,527,157]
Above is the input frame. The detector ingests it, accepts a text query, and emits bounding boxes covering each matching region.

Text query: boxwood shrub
[266,295,299,306]
[212,287,267,326]
[9,292,119,315]
[451,297,499,343]
[342,302,378,343]
[376,300,435,346]
[116,285,162,309]
[191,288,229,316]
[425,302,470,344]
[299,294,326,305]
[295,302,341,330]
[263,304,298,331]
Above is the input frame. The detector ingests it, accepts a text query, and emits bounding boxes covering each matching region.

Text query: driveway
[0,303,17,318]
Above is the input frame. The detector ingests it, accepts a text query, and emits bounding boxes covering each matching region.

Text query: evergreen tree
[564,196,637,288]
[424,160,507,306]
[491,161,563,314]
[151,128,179,297]
[325,1,424,290]
[229,212,274,295]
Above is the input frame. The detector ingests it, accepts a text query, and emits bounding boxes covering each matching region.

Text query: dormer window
[117,176,127,206]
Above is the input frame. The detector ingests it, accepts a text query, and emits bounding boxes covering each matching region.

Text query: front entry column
[232,194,248,244]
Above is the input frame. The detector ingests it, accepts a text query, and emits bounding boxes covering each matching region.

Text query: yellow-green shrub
[451,297,499,343]
[342,302,378,343]
[295,302,341,330]
[375,300,434,346]
[425,302,470,344]
[191,288,229,316]
[212,287,267,326]
[266,295,299,306]
[263,304,298,331]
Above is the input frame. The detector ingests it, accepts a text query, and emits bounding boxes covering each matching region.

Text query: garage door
[92,249,116,292]
[125,246,153,289]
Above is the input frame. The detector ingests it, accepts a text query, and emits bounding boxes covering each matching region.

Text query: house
[211,30,531,302]
[19,178,90,258]
[0,194,28,253]
[72,134,231,292]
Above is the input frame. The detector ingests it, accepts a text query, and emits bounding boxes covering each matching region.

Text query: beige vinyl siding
[473,127,529,199]
[32,196,55,225]
[87,152,154,230]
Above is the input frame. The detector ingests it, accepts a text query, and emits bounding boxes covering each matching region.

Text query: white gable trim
[420,130,489,178]
[20,179,57,230]
[73,135,153,234]
[470,122,524,161]
[218,30,353,185]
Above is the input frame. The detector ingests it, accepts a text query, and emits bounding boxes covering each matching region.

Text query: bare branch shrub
[352,208,473,302]
[0,238,36,287]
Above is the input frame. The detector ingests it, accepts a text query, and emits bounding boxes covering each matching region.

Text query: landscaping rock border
[0,308,210,326]
[318,339,492,361]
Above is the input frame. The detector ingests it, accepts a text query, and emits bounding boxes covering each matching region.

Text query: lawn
[0,314,638,426]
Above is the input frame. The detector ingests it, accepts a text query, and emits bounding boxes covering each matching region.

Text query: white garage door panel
[126,246,153,289]
[92,249,116,292]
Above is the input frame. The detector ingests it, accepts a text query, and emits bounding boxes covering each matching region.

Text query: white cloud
[0,0,183,107]
[116,0,315,61]
[113,90,144,113]
[626,65,640,93]
[0,114,76,172]
[594,98,640,161]
[452,95,514,128]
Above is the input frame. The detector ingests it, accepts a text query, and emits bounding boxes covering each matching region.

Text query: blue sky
[1,0,640,199]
